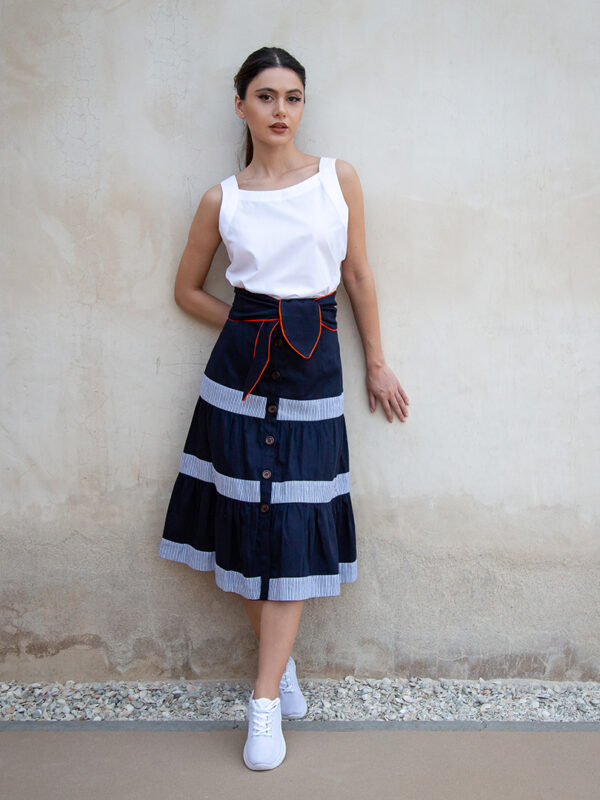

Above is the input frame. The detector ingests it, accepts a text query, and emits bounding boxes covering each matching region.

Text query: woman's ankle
[253,682,279,700]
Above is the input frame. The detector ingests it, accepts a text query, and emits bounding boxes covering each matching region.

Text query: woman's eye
[258,94,301,102]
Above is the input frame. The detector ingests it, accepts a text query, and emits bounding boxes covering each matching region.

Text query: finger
[381,396,393,422]
[396,392,409,418]
[389,395,406,422]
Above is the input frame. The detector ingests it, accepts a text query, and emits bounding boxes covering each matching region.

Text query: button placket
[257,391,279,600]
[266,340,282,388]
[259,394,279,512]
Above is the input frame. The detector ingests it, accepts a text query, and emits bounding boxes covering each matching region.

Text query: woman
[159,46,409,770]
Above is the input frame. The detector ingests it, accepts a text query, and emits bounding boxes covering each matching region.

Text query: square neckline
[234,157,323,197]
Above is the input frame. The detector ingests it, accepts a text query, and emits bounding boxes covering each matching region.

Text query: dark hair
[233,46,306,167]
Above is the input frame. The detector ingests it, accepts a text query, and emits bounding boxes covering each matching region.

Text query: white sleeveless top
[218,156,348,299]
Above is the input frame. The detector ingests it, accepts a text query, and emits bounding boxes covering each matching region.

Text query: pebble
[0,677,599,722]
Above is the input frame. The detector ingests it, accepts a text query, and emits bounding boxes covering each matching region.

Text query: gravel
[2,676,599,722]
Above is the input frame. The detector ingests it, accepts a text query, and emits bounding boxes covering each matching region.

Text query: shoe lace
[279,667,295,694]
[251,706,273,736]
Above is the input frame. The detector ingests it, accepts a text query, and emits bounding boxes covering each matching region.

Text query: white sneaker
[243,691,286,770]
[279,656,308,719]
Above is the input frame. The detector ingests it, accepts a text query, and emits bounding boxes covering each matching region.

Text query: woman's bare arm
[336,159,410,422]
[173,184,231,328]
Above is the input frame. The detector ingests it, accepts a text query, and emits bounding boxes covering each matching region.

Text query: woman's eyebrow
[253,87,303,95]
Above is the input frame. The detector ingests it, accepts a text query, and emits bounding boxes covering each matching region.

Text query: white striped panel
[200,373,266,417]
[215,564,262,599]
[179,453,260,502]
[271,472,350,504]
[277,392,344,420]
[200,373,344,421]
[339,560,358,583]
[268,561,358,600]
[180,453,350,504]
[159,538,216,570]
[158,538,356,600]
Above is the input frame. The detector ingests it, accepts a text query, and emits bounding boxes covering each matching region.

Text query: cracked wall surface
[1,0,599,680]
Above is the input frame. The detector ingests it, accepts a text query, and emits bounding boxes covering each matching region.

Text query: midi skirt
[158,285,358,601]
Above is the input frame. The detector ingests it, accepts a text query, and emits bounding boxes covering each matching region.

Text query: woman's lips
[270,125,288,132]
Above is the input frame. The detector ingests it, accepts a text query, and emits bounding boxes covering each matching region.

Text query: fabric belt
[227,286,338,401]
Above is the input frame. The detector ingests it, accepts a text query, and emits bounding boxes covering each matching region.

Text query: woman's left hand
[365,362,410,422]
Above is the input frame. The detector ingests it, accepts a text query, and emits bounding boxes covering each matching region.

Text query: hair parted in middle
[233,46,306,167]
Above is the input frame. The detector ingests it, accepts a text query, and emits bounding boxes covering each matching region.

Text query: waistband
[228,287,338,401]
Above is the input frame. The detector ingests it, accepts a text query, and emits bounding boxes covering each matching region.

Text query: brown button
[262,469,272,479]
[274,337,283,347]
[267,404,277,414]
[265,435,275,445]
[271,370,280,380]
[260,503,270,513]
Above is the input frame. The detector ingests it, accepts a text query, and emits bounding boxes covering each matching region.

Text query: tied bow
[227,289,337,401]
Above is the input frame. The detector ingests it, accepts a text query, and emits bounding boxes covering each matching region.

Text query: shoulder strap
[218,174,239,238]
[319,157,349,227]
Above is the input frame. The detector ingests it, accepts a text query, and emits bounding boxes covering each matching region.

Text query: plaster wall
[1,0,599,680]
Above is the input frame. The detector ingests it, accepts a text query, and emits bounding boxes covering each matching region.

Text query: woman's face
[235,67,305,147]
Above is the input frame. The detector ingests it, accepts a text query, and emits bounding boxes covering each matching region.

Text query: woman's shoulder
[330,157,358,181]
[199,182,224,209]
[188,183,224,231]
[330,158,361,199]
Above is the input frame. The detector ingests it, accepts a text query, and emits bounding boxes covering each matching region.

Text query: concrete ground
[1,721,599,799]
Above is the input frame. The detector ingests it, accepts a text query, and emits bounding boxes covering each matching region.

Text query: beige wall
[2,0,599,681]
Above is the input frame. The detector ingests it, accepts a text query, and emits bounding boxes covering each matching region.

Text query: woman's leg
[242,597,263,639]
[242,598,304,700]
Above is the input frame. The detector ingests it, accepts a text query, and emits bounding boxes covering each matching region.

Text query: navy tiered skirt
[158,286,357,601]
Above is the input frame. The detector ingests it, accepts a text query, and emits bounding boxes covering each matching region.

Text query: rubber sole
[281,706,308,720]
[243,736,286,770]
